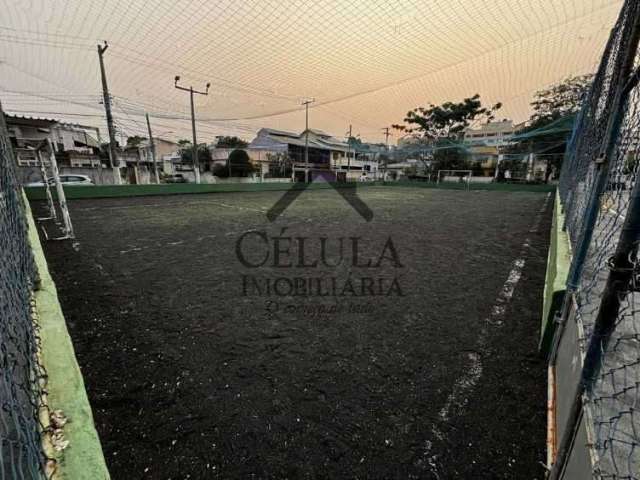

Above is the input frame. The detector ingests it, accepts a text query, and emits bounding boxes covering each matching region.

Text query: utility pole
[302,98,314,183]
[175,76,210,184]
[383,127,391,149]
[346,124,352,180]
[382,127,391,180]
[146,113,159,184]
[97,41,121,184]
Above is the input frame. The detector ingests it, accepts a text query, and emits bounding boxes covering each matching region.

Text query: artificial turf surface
[35,186,552,479]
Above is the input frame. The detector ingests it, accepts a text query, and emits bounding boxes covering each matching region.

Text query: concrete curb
[540,191,572,357]
[24,194,111,480]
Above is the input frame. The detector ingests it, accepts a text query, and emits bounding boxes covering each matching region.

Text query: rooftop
[464,120,516,136]
[5,114,98,131]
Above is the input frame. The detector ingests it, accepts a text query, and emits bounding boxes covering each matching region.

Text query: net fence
[0,102,48,477]
[554,0,640,478]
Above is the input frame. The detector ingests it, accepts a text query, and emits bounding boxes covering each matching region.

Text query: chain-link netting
[555,1,640,478]
[0,102,48,478]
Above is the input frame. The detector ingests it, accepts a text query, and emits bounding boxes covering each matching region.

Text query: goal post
[36,150,58,222]
[436,169,472,189]
[39,140,75,240]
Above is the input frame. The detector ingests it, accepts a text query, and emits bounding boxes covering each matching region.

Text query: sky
[0,0,623,145]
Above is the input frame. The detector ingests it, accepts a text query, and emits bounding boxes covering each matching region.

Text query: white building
[248,128,380,181]
[463,120,518,147]
[6,115,101,168]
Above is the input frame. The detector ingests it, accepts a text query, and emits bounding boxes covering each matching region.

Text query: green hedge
[384,180,556,193]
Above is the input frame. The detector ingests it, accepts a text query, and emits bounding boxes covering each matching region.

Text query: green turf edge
[23,192,111,480]
[382,180,557,193]
[23,181,380,200]
[539,190,572,358]
[23,180,555,201]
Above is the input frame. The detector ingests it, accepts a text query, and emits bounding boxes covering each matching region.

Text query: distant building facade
[6,115,101,168]
[124,138,178,173]
[463,120,518,147]
[463,120,522,176]
[248,128,380,181]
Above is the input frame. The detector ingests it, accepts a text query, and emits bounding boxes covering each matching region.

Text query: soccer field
[34,186,552,479]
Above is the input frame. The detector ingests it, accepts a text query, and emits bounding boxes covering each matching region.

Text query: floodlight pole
[302,99,314,183]
[175,76,210,184]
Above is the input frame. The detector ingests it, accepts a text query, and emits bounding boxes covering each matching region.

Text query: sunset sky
[0,0,623,144]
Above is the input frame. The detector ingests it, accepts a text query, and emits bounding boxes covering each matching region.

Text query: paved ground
[34,186,552,479]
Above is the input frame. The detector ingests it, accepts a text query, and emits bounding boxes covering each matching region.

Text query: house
[128,138,179,175]
[6,114,102,168]
[463,120,518,147]
[466,145,501,177]
[138,138,179,168]
[207,147,236,171]
[248,128,380,181]
[463,120,522,176]
[117,138,179,183]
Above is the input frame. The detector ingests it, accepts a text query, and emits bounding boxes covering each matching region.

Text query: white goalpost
[35,140,75,240]
[36,150,57,222]
[436,169,472,189]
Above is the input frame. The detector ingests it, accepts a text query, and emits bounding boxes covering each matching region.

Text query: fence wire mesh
[0,102,47,478]
[556,1,640,478]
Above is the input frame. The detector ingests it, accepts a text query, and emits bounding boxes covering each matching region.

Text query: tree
[378,153,390,165]
[227,149,255,177]
[393,94,501,140]
[216,136,248,149]
[529,74,593,129]
[507,74,593,156]
[393,94,502,171]
[266,152,292,178]
[212,163,229,177]
[99,142,112,159]
[347,136,362,148]
[180,143,211,166]
[126,135,146,147]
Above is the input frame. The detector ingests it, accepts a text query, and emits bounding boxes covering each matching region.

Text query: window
[16,151,38,167]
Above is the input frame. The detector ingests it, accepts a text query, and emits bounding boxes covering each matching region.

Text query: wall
[441,175,494,183]
[24,194,111,480]
[540,192,571,356]
[17,166,121,185]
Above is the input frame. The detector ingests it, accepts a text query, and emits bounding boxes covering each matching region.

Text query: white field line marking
[438,256,526,423]
[424,192,551,476]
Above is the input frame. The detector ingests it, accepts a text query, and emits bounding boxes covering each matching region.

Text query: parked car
[25,174,94,187]
[164,174,189,184]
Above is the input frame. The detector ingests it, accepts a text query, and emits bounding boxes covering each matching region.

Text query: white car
[26,174,94,187]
